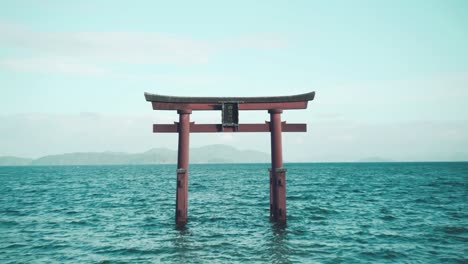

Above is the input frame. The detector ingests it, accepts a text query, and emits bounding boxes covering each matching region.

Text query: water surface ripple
[0,163,466,263]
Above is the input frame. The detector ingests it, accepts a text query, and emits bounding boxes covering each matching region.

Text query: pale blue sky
[0,1,467,161]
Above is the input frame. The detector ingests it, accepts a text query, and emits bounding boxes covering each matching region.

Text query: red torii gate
[145,92,315,226]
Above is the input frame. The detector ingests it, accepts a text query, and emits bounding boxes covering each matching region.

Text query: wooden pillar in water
[176,109,191,225]
[269,109,287,223]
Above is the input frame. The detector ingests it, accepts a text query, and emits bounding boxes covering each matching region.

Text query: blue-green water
[0,163,466,263]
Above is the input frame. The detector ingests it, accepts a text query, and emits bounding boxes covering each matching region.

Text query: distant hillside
[191,144,269,163]
[0,156,33,166]
[0,145,269,166]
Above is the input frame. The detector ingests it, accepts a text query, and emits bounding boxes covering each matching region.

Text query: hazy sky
[1,0,467,161]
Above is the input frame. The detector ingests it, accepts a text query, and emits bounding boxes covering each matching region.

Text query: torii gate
[144,92,315,226]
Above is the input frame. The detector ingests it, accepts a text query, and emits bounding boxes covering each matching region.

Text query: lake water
[0,163,467,263]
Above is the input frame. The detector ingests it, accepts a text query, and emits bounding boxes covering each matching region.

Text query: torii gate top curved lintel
[145,91,315,104]
[145,91,314,112]
[145,91,315,226]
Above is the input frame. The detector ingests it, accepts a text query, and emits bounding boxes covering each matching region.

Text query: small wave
[2,243,27,249]
[1,209,26,216]
[309,215,327,220]
[288,195,305,201]
[307,206,336,215]
[443,226,468,235]
[68,219,89,225]
[414,198,427,203]
[99,246,164,256]
[31,243,69,250]
[380,214,397,221]
[360,249,407,260]
[0,219,19,226]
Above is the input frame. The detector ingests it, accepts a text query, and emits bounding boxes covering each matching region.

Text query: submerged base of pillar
[175,169,188,225]
[269,168,287,223]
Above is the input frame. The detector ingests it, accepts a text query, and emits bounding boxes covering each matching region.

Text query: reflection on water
[172,227,192,263]
[269,223,291,264]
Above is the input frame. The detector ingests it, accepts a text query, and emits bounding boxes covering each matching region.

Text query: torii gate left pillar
[269,109,286,223]
[176,109,191,224]
[145,92,315,226]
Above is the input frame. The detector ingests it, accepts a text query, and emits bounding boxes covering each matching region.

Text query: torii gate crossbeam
[145,92,315,226]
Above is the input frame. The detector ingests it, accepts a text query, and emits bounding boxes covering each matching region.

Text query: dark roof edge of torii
[144,91,315,104]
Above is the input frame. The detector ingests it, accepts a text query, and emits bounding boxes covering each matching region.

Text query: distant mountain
[0,156,33,166]
[191,144,269,163]
[0,145,269,166]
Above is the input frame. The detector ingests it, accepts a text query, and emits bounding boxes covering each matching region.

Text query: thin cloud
[0,22,212,65]
[0,57,109,76]
[0,22,288,75]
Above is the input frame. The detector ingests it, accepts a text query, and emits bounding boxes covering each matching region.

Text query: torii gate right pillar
[269,109,287,223]
[176,109,191,226]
